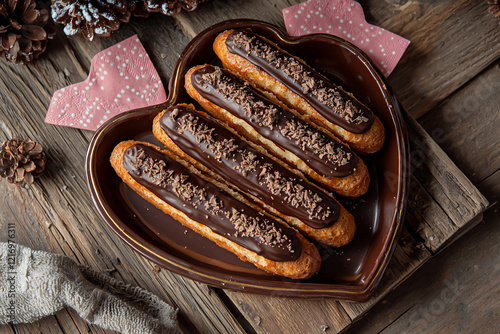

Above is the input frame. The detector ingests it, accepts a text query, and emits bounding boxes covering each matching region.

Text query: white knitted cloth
[0,242,180,334]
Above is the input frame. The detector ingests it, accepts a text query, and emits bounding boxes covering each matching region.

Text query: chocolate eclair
[110,141,321,279]
[214,29,385,154]
[152,104,356,246]
[185,64,370,197]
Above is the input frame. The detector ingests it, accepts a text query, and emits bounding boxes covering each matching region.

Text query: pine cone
[143,0,205,16]
[180,0,205,12]
[0,138,46,186]
[52,0,206,40]
[488,0,500,22]
[127,0,150,18]
[51,0,130,41]
[0,0,56,64]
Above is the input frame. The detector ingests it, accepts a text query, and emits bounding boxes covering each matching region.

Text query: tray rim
[86,19,409,301]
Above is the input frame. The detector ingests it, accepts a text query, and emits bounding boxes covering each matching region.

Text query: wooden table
[1,1,498,333]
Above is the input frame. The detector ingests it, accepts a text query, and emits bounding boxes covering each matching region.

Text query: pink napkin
[283,0,410,77]
[45,35,167,131]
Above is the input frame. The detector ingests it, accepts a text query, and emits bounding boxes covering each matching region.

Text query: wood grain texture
[0,0,495,333]
[406,175,457,251]
[344,204,500,334]
[407,113,489,228]
[363,0,500,119]
[344,48,500,334]
[174,0,293,35]
[218,110,487,333]
[0,26,244,334]
[11,309,110,334]
[223,291,352,334]
[418,61,500,186]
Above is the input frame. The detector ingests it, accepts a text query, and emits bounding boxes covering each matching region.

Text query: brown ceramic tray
[86,19,409,301]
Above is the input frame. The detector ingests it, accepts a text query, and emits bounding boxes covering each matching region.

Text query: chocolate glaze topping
[191,65,358,177]
[123,143,301,261]
[160,105,341,229]
[225,30,375,134]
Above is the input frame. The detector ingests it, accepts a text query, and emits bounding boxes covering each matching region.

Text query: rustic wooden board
[337,226,431,319]
[344,207,500,334]
[221,109,488,334]
[404,114,488,252]
[0,0,495,333]
[339,52,500,334]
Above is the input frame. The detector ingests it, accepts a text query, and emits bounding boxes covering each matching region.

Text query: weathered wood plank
[480,169,500,205]
[339,226,431,319]
[0,323,16,333]
[224,290,352,334]
[406,113,489,231]
[173,0,292,35]
[0,37,244,334]
[0,1,494,333]
[365,0,500,119]
[0,308,107,334]
[405,175,458,252]
[344,202,500,334]
[342,51,500,334]
[418,61,500,185]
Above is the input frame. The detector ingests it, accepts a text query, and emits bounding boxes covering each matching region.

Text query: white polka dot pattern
[283,0,410,77]
[45,35,167,131]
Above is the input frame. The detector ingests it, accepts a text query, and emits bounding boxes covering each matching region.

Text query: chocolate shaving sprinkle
[171,109,333,221]
[228,207,293,252]
[258,163,331,221]
[236,150,258,176]
[171,107,179,120]
[192,66,355,173]
[199,68,280,129]
[130,147,292,249]
[176,112,238,161]
[232,31,370,125]
[205,195,223,215]
[280,119,352,167]
[130,149,206,207]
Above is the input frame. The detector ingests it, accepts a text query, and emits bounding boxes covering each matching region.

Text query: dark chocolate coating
[160,105,341,229]
[123,143,301,262]
[191,65,358,177]
[225,30,374,134]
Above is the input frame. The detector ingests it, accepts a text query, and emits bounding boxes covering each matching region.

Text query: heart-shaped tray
[86,19,409,301]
